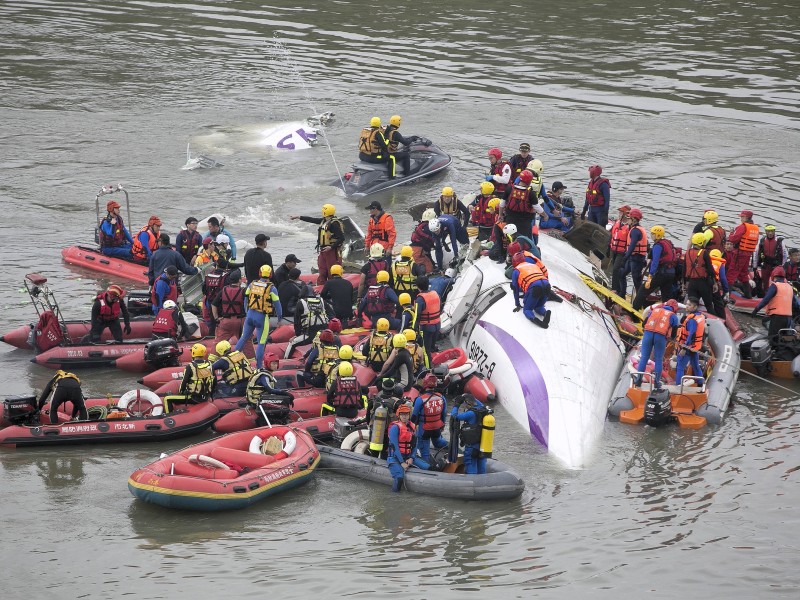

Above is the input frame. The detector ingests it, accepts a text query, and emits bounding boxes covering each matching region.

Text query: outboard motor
[749,338,774,376]
[3,396,38,427]
[143,338,181,368]
[333,416,357,444]
[644,388,673,427]
[125,290,154,318]
[253,395,292,427]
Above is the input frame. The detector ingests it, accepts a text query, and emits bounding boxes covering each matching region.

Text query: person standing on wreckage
[511,251,552,328]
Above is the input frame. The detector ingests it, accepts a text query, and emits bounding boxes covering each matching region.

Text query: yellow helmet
[376,270,390,283]
[191,343,207,358]
[480,181,495,195]
[398,293,411,305]
[709,249,723,259]
[370,116,381,128]
[259,264,272,278]
[403,328,416,341]
[650,225,665,240]
[330,264,343,276]
[691,232,706,246]
[339,345,354,360]
[215,340,231,355]
[703,210,718,225]
[487,198,501,212]
[322,203,336,218]
[389,115,401,127]
[400,245,413,258]
[392,333,408,349]
[421,208,437,222]
[441,186,454,197]
[376,318,390,332]
[338,361,354,377]
[528,159,544,176]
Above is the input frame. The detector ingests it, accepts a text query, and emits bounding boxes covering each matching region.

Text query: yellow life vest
[358,127,383,156]
[312,344,340,375]
[185,361,214,396]
[367,331,391,366]
[220,350,254,385]
[318,217,342,249]
[392,258,416,293]
[246,369,277,405]
[54,370,81,385]
[247,280,274,314]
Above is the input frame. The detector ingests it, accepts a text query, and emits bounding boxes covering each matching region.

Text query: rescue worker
[211,340,254,397]
[297,328,340,388]
[675,297,706,388]
[383,115,420,176]
[392,246,425,301]
[165,343,215,412]
[685,233,720,318]
[434,187,470,228]
[398,293,417,332]
[752,267,800,342]
[212,234,242,271]
[410,209,441,274]
[193,236,218,267]
[175,217,203,265]
[243,233,273,283]
[508,142,534,182]
[699,210,726,253]
[358,116,394,177]
[632,226,677,311]
[633,299,680,389]
[245,367,294,416]
[211,269,246,348]
[89,284,131,342]
[783,248,800,285]
[486,147,511,197]
[234,264,283,370]
[278,268,311,318]
[131,215,162,263]
[726,210,760,298]
[755,225,787,297]
[322,360,363,419]
[580,165,611,227]
[511,252,551,328]
[609,205,632,297]
[206,217,237,259]
[286,289,332,359]
[358,243,392,302]
[415,276,441,360]
[272,252,299,288]
[320,264,355,323]
[357,270,399,329]
[451,394,488,475]
[376,333,415,392]
[290,204,345,285]
[99,200,134,259]
[404,328,428,375]
[151,299,190,340]
[710,248,730,317]
[37,370,87,424]
[364,200,396,256]
[363,317,393,373]
[411,372,448,464]
[387,403,429,492]
[430,214,469,268]
[469,182,499,241]
[514,159,558,238]
[488,221,516,263]
[500,169,537,242]
[147,233,199,287]
[151,265,179,313]
[620,208,648,299]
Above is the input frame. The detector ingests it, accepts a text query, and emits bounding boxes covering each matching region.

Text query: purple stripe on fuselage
[477,320,548,448]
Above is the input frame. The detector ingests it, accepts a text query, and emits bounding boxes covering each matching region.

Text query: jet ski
[331,138,451,198]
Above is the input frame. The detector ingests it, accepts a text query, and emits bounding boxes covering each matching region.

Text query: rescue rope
[552,286,626,355]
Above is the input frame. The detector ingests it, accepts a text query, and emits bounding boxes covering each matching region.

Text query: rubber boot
[392,476,403,492]
[529,314,549,329]
[542,310,552,326]
[742,282,753,299]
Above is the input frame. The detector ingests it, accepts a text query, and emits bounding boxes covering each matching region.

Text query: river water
[1,1,799,598]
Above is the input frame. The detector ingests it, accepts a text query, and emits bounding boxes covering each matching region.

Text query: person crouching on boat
[411,372,448,464]
[322,360,364,419]
[211,340,254,398]
[751,267,800,343]
[131,215,162,264]
[246,368,294,426]
[165,343,215,412]
[451,394,489,475]
[234,264,282,371]
[511,252,551,329]
[387,403,429,492]
[634,299,680,390]
[37,371,87,424]
[410,209,441,274]
[151,299,193,341]
[89,284,130,343]
[675,297,706,388]
[376,334,415,392]
[298,328,340,388]
[99,200,134,259]
[151,266,179,314]
[357,270,399,330]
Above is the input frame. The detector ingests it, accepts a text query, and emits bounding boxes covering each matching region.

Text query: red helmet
[106,284,124,298]
[618,205,631,214]
[487,147,502,160]
[740,209,754,218]
[328,318,342,333]
[588,165,603,178]
[519,170,533,184]
[319,329,334,343]
[512,252,526,267]
[665,299,679,311]
[106,200,121,212]
[148,215,162,227]
[507,241,522,256]
[771,267,786,279]
[628,208,643,220]
[422,373,438,389]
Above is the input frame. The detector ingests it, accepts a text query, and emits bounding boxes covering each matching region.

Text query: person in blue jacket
[99,200,134,258]
[151,266,179,313]
[633,300,680,390]
[450,395,487,475]
[387,403,429,492]
[411,373,448,463]
[430,213,469,267]
[234,264,282,370]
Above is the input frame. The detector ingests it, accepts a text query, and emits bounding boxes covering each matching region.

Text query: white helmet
[215,234,230,244]
[428,218,441,233]
[421,208,437,222]
[445,268,455,278]
[503,223,517,236]
[163,300,177,309]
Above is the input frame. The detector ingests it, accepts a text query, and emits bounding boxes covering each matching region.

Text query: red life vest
[644,306,674,336]
[178,230,202,263]
[150,275,178,307]
[34,310,64,352]
[391,420,416,455]
[627,225,648,256]
[655,238,677,269]
[685,248,709,279]
[131,226,157,260]
[332,376,361,408]
[784,260,800,283]
[585,177,610,207]
[609,221,629,254]
[766,281,794,317]
[489,161,510,195]
[96,293,121,322]
[506,185,534,214]
[152,307,178,337]
[515,262,547,293]
[220,285,245,317]
[203,271,226,301]
[410,222,435,250]
[759,236,784,266]
[738,222,759,253]
[365,284,395,315]
[702,225,726,252]
[471,194,496,227]
[99,215,128,247]
[677,312,705,352]
[421,393,445,431]
[417,291,441,326]
[364,258,390,288]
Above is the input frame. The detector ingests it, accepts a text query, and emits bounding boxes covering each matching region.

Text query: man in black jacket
[243,233,273,283]
[273,253,301,287]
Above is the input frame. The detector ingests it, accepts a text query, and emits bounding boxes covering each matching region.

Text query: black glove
[751,308,758,317]
[123,323,132,335]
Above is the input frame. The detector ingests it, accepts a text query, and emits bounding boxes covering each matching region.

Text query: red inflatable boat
[1,318,160,351]
[61,245,150,284]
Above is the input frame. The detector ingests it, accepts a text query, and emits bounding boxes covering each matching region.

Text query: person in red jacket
[726,209,760,298]
[364,200,396,255]
[89,284,130,342]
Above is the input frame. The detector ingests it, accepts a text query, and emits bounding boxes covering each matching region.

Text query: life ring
[341,429,370,452]
[248,430,296,456]
[118,389,164,417]
[188,454,230,470]
[448,359,476,378]
[431,347,467,370]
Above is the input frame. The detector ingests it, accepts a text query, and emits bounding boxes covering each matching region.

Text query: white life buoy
[448,359,476,379]
[283,431,296,456]
[341,429,370,452]
[117,389,164,417]
[249,435,263,454]
[189,454,231,470]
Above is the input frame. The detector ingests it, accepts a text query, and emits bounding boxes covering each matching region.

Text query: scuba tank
[369,403,388,452]
[479,410,495,458]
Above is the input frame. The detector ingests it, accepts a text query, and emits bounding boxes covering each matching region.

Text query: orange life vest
[626,225,648,256]
[390,420,416,455]
[367,213,394,247]
[131,227,157,260]
[515,262,547,293]
[644,306,674,336]
[766,281,794,317]
[417,291,441,326]
[677,312,706,352]
[609,220,629,253]
[738,222,760,253]
[710,255,726,280]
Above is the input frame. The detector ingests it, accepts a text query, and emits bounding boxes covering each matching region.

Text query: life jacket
[400,306,417,330]
[437,195,459,216]
[506,185,534,214]
[529,175,544,201]
[220,285,246,317]
[421,392,446,431]
[150,275,178,307]
[489,161,510,195]
[131,226,157,260]
[96,293,121,321]
[627,225,648,256]
[710,254,726,280]
[312,343,341,375]
[219,350,254,384]
[529,255,549,280]
[406,341,426,372]
[677,313,706,352]
[585,177,610,207]
[784,261,800,283]
[203,270,226,301]
[490,221,513,250]
[766,281,794,317]
[738,222,760,253]
[152,307,178,337]
[390,420,416,455]
[358,127,384,157]
[384,125,403,153]
[99,214,128,247]
[368,213,393,244]
[392,258,417,294]
[471,194,496,227]
[609,221,629,254]
[410,222,435,249]
[178,230,202,262]
[459,405,488,446]
[759,236,785,266]
[53,370,81,385]
[195,250,219,267]
[685,248,709,279]
[364,284,395,315]
[702,224,726,252]
[184,360,214,397]
[644,306,674,336]
[332,375,361,408]
[34,310,64,352]
[246,369,277,405]
[509,154,533,180]
[247,280,275,314]
[367,331,391,366]
[317,217,342,249]
[654,238,677,269]
[515,262,547,293]
[364,258,390,288]
[417,291,441,326]
[300,297,328,331]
